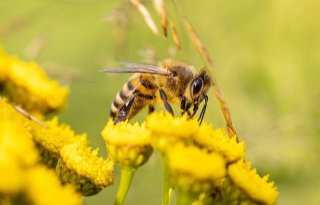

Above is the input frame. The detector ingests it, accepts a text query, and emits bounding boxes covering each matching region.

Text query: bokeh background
[1,0,319,204]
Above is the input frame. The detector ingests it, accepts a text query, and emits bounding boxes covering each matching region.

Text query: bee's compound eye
[192,78,204,97]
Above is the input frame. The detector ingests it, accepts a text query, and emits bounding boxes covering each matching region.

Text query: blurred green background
[1,0,319,204]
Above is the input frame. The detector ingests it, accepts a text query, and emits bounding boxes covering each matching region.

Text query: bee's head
[190,69,212,104]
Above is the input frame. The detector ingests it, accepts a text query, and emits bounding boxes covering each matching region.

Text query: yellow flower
[0,152,24,194]
[146,112,199,152]
[0,50,69,114]
[167,144,226,194]
[227,161,279,205]
[194,124,245,163]
[0,49,9,82]
[0,98,37,194]
[26,165,82,205]
[29,117,86,168]
[0,196,11,205]
[57,140,114,196]
[102,119,153,168]
[146,112,245,163]
[0,99,38,168]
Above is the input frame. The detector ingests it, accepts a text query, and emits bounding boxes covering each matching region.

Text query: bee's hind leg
[114,96,135,124]
[159,89,174,116]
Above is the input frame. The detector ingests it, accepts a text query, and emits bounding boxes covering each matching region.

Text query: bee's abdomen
[110,88,129,119]
[110,74,158,119]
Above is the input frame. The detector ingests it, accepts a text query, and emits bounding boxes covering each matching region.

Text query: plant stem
[162,161,173,205]
[176,190,196,205]
[113,167,136,205]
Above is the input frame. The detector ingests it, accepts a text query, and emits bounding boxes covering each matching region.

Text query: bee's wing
[100,62,171,76]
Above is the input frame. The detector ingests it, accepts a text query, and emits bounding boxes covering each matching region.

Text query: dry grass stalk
[170,21,181,49]
[152,0,168,37]
[183,20,237,138]
[13,105,48,128]
[24,35,46,60]
[131,0,159,35]
[185,20,213,66]
[212,85,238,140]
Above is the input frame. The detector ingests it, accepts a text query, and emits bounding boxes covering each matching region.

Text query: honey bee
[101,59,212,124]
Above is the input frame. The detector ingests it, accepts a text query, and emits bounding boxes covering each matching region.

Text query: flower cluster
[101,112,278,205]
[0,47,114,203]
[0,98,82,205]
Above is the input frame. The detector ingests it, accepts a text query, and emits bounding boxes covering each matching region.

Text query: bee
[101,59,212,124]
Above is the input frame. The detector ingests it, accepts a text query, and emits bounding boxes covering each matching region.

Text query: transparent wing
[100,62,171,76]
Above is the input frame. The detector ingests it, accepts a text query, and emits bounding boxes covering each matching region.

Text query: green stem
[113,167,136,205]
[162,161,173,205]
[176,190,196,205]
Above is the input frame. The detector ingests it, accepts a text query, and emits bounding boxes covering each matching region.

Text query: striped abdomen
[110,74,158,120]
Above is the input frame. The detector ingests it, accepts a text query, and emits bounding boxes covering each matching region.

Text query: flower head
[0,99,38,168]
[57,140,114,196]
[29,117,86,168]
[146,112,245,163]
[0,152,25,194]
[0,50,69,114]
[227,161,279,205]
[194,124,245,163]
[146,112,199,152]
[167,144,226,194]
[102,119,152,169]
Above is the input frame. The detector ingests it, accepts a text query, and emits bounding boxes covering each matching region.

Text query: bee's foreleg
[159,89,174,116]
[190,103,199,118]
[180,96,187,115]
[148,105,155,114]
[198,94,208,125]
[114,96,135,124]
[180,96,191,116]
